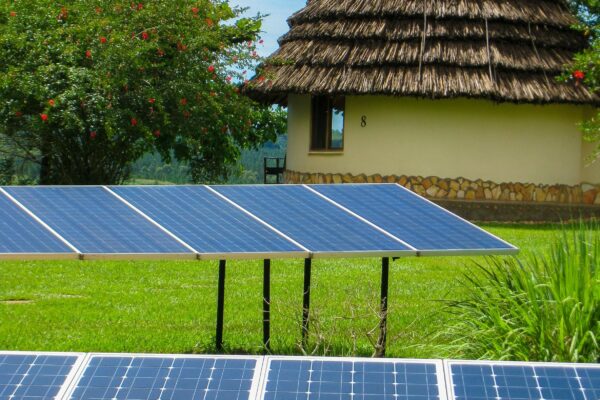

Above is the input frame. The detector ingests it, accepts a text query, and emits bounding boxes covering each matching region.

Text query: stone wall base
[285,170,600,222]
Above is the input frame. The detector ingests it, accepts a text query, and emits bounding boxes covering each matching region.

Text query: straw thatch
[248,0,597,105]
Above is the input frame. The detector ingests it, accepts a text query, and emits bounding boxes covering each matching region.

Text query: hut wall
[287,94,595,186]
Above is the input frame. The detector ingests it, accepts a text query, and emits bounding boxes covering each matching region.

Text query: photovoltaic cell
[263,358,441,400]
[0,353,80,400]
[68,355,259,400]
[4,187,190,254]
[110,186,304,256]
[309,184,516,253]
[211,185,412,254]
[0,193,73,255]
[448,362,600,400]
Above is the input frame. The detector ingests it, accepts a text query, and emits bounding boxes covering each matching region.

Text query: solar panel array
[0,184,517,260]
[2,352,598,400]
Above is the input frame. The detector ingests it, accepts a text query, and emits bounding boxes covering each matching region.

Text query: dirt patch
[1,299,34,305]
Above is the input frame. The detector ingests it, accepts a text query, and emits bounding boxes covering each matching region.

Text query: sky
[230,0,306,56]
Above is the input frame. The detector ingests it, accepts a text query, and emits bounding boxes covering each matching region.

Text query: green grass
[0,224,564,357]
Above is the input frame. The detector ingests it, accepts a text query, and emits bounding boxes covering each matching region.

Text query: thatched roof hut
[249,0,597,105]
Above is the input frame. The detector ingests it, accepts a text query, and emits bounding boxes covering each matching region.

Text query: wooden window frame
[310,95,345,152]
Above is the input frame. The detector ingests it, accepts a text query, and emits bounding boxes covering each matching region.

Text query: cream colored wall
[286,94,596,186]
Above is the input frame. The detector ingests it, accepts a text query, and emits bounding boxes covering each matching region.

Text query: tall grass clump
[439,222,599,362]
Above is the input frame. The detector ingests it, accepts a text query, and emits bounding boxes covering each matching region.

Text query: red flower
[85,49,92,58]
[257,75,265,82]
[40,114,48,122]
[9,11,16,17]
[137,3,143,10]
[141,32,149,40]
[191,7,199,15]
[573,70,585,81]
[208,65,215,73]
[153,130,161,138]
[95,7,102,14]
[89,131,97,139]
[48,99,55,107]
[205,18,214,27]
[180,98,187,106]
[15,111,22,117]
[226,76,232,82]
[131,118,138,127]
[210,91,216,97]
[149,98,156,104]
[100,36,107,44]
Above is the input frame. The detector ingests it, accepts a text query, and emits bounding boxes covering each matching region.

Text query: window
[310,96,345,151]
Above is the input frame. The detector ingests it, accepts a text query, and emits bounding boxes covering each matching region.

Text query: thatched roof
[248,0,598,105]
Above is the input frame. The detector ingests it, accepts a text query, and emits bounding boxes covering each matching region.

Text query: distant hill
[128,135,287,185]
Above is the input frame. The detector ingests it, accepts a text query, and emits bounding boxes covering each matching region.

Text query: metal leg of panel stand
[376,257,390,357]
[302,258,312,349]
[263,259,271,353]
[216,260,226,351]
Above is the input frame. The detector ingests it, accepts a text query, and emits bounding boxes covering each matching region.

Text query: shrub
[438,222,599,362]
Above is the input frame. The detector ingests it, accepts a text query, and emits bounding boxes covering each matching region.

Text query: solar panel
[0,351,84,400]
[110,186,308,259]
[446,361,600,400]
[3,187,193,258]
[260,357,445,400]
[308,184,517,255]
[0,191,75,258]
[211,185,415,257]
[65,354,263,400]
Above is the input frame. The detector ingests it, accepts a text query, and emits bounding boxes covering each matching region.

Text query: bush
[0,1,285,184]
[438,222,599,362]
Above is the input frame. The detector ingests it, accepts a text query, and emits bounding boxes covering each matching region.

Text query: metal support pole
[376,257,390,357]
[216,260,226,351]
[302,258,312,348]
[263,259,271,352]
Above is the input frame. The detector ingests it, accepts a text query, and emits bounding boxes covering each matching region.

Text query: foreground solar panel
[260,357,445,400]
[0,351,84,400]
[212,185,415,258]
[65,354,263,400]
[111,186,308,259]
[309,184,517,255]
[0,192,75,259]
[446,360,600,400]
[3,187,193,259]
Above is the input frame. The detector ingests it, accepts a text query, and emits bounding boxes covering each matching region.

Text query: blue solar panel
[449,362,600,400]
[0,353,80,400]
[211,186,412,254]
[309,184,516,253]
[0,193,73,255]
[110,186,304,256]
[68,355,259,400]
[4,187,191,255]
[263,358,442,400]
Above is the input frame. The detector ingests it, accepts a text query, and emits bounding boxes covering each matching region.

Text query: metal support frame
[216,260,226,351]
[263,259,271,352]
[376,257,390,357]
[302,258,312,348]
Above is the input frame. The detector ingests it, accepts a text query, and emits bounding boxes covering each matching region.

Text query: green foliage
[565,1,600,155]
[437,222,600,362]
[0,1,285,184]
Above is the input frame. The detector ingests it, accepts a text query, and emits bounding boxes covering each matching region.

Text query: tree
[0,1,286,184]
[566,1,600,154]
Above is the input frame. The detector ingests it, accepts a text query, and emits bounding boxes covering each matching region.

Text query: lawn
[0,224,564,358]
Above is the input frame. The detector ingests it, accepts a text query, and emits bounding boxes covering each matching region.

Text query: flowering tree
[566,1,600,153]
[0,1,285,184]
